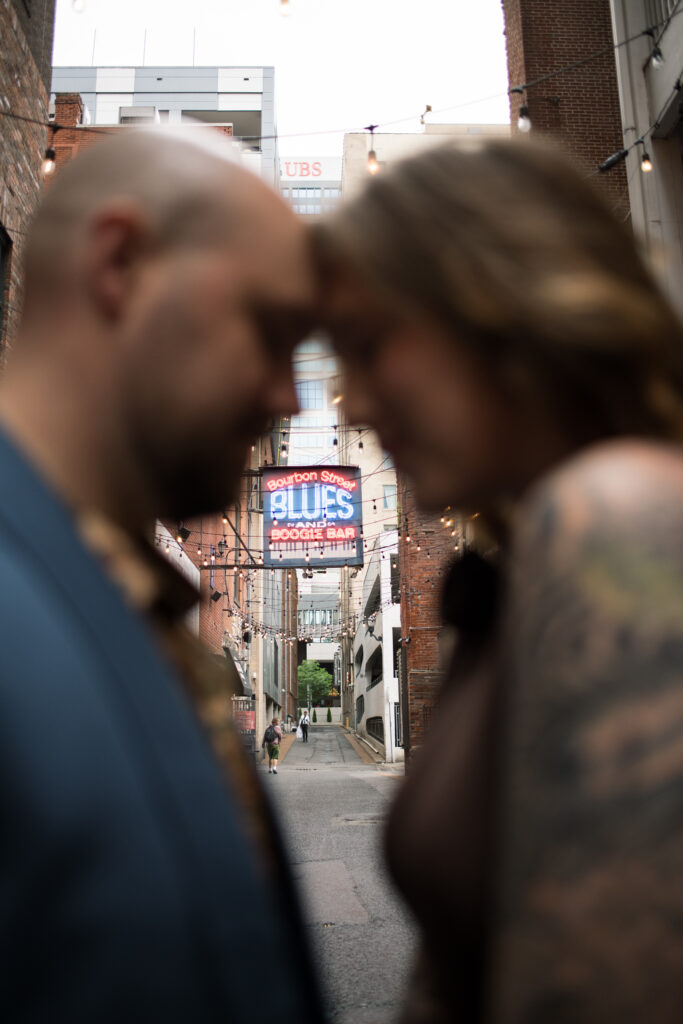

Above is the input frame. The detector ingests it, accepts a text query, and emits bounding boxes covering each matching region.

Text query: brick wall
[398,478,456,763]
[9,0,55,92]
[0,0,55,360]
[503,0,629,219]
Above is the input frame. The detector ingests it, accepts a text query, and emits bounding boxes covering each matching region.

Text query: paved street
[262,725,417,1024]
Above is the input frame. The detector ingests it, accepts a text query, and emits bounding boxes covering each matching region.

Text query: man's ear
[85,203,151,321]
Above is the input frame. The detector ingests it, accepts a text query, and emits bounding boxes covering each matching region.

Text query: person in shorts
[263,717,283,774]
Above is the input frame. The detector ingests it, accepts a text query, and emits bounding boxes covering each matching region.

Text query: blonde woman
[316,139,683,1023]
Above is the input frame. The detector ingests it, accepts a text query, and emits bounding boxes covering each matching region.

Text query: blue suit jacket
[0,429,325,1023]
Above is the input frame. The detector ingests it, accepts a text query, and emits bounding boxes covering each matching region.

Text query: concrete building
[51,65,279,185]
[351,531,402,762]
[1,0,57,359]
[280,155,342,216]
[342,123,511,198]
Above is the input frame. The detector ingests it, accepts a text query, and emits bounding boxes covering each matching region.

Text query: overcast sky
[52,0,510,156]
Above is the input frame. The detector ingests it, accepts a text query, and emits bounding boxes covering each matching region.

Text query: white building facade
[609,0,683,315]
[51,65,279,185]
[351,531,402,762]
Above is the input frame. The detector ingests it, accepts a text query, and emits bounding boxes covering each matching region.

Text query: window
[0,224,11,345]
[367,716,385,743]
[383,484,397,510]
[295,380,323,410]
[366,647,383,689]
[381,452,394,470]
[291,413,324,448]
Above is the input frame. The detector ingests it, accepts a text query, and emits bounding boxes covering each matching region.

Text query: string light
[365,123,380,175]
[517,104,531,132]
[636,137,653,172]
[510,86,531,132]
[280,0,290,14]
[2,9,681,173]
[419,103,432,126]
[72,0,85,10]
[42,146,56,176]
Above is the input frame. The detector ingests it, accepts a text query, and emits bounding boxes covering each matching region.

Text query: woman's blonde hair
[316,138,683,444]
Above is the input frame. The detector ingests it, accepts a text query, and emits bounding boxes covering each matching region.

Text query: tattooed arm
[488,441,683,1024]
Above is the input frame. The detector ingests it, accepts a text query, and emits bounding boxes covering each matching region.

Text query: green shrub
[326,706,332,722]
[313,708,317,723]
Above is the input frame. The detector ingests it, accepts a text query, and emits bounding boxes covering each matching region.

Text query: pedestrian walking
[299,710,310,743]
[263,717,283,773]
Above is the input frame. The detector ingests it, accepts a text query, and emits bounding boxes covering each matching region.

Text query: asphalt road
[262,725,417,1024]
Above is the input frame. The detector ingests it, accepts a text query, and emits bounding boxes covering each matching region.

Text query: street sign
[262,465,363,568]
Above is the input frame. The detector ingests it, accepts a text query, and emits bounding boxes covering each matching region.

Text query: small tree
[297,660,333,707]
[313,708,317,723]
[326,706,332,723]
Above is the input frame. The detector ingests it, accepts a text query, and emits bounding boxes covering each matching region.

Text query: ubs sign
[262,465,363,568]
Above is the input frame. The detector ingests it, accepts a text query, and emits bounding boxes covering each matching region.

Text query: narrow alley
[263,726,416,1024]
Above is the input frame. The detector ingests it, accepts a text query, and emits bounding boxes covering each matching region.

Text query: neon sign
[262,465,363,568]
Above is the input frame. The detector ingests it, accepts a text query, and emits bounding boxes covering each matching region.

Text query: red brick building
[0,0,57,361]
[503,0,629,217]
[397,482,462,761]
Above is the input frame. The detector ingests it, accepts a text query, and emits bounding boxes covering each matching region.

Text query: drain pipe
[356,733,382,757]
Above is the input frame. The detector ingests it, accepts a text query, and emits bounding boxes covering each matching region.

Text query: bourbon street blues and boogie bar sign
[262,465,363,569]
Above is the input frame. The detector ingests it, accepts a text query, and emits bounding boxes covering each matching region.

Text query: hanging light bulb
[517,104,531,132]
[651,45,664,68]
[72,0,85,11]
[280,0,290,14]
[42,147,56,176]
[641,150,653,172]
[367,149,380,174]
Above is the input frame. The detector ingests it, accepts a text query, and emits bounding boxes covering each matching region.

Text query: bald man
[0,131,324,1023]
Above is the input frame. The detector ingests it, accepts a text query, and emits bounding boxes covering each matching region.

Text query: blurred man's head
[11,128,313,525]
